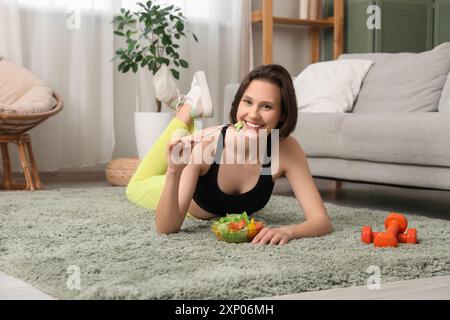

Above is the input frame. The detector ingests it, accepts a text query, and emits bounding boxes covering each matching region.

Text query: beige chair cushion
[0,58,57,114]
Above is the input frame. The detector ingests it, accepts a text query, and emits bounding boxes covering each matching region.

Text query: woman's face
[236,79,283,137]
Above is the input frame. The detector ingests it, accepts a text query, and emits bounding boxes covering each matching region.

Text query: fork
[181,123,231,148]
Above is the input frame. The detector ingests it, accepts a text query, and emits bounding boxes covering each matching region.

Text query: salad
[211,212,265,243]
[233,121,245,132]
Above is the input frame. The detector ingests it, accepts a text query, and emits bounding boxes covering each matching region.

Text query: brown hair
[229,64,298,141]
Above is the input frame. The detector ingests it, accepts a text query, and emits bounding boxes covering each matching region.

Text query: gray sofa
[223,43,450,190]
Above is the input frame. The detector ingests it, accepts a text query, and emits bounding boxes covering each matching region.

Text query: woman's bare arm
[155,169,185,234]
[251,136,332,245]
[155,135,216,234]
[282,137,332,238]
[155,134,203,234]
[155,163,202,234]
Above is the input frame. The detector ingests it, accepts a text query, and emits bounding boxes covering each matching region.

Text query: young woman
[126,64,332,245]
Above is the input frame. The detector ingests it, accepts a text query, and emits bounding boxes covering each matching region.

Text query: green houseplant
[113,0,198,158]
[113,0,198,112]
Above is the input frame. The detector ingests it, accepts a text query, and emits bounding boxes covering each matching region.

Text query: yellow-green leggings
[126,117,196,216]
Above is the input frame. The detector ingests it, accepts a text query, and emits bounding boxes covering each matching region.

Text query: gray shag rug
[1,187,450,300]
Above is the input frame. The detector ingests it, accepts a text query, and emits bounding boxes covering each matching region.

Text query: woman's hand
[166,136,199,174]
[167,133,216,174]
[251,226,293,246]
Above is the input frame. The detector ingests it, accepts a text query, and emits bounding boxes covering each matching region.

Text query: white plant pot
[134,112,173,159]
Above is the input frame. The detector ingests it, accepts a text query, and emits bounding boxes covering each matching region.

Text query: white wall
[112,40,138,159]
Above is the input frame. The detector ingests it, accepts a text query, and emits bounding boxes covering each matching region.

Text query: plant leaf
[175,21,184,33]
[156,57,170,65]
[148,60,156,70]
[179,59,188,68]
[170,69,179,80]
[115,48,126,55]
[165,46,174,55]
[118,61,127,72]
[162,34,171,46]
[122,64,131,73]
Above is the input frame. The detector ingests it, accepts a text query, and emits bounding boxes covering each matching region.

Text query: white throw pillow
[294,59,374,113]
[0,58,56,114]
[0,85,57,114]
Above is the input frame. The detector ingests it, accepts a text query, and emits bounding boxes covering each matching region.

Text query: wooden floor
[0,273,55,300]
[1,173,450,300]
[259,275,450,300]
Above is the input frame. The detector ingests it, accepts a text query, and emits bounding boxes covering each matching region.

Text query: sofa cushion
[339,42,450,113]
[0,85,57,115]
[293,113,450,167]
[338,113,450,167]
[438,71,450,112]
[293,59,374,113]
[0,58,56,114]
[307,158,450,190]
[294,112,345,158]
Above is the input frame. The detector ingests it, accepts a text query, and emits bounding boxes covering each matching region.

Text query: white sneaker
[185,71,213,118]
[152,65,185,112]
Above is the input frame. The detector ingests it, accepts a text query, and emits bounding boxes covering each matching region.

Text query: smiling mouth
[245,121,264,129]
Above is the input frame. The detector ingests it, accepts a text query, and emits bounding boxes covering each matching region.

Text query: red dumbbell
[361,213,417,247]
[361,226,417,245]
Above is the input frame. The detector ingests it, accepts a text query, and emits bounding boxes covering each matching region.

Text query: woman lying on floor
[126,64,332,245]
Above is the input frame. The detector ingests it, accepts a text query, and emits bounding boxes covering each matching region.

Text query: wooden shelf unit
[251,0,344,64]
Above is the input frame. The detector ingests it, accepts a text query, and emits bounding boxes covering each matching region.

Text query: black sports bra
[192,125,275,216]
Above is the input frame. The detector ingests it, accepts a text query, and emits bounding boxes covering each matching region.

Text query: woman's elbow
[313,217,333,236]
[155,222,180,235]
[322,218,333,235]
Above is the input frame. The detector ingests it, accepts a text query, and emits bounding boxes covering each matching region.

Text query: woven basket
[105,158,141,186]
